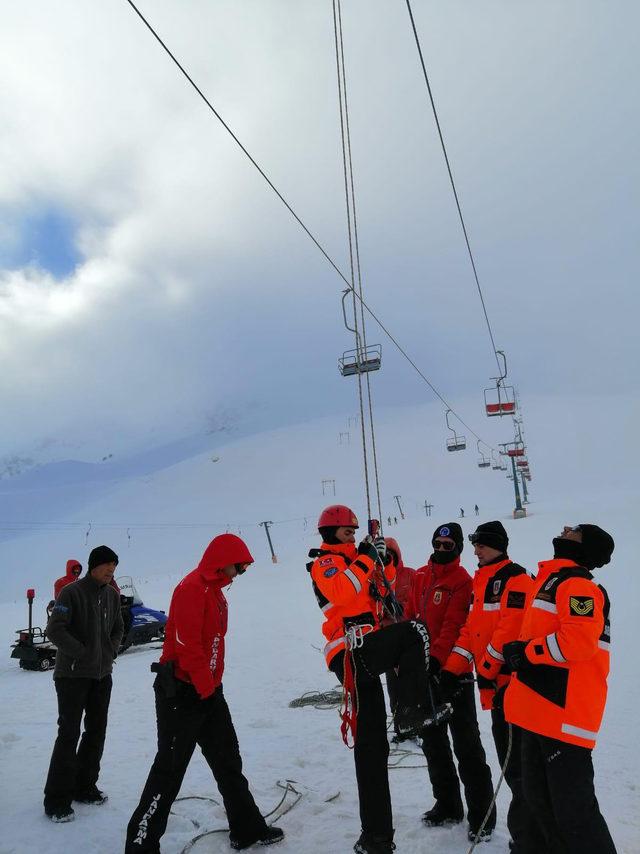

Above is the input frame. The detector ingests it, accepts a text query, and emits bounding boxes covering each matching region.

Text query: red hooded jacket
[407,556,473,669]
[54,559,82,599]
[382,538,414,626]
[160,534,254,699]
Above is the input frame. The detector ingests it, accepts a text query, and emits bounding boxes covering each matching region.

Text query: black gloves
[492,684,507,711]
[383,593,403,620]
[503,640,530,673]
[429,657,442,677]
[357,540,379,562]
[437,669,461,703]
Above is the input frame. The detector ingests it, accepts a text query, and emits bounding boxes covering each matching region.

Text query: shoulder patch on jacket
[52,604,69,613]
[319,557,334,568]
[323,567,339,578]
[569,596,594,617]
[506,591,526,609]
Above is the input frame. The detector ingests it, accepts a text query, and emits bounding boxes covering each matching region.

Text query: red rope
[340,649,358,748]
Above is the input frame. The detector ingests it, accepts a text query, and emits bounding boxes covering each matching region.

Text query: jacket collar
[319,541,358,560]
[537,558,580,579]
[420,555,461,577]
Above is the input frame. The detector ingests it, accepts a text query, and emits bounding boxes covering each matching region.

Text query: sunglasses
[234,563,250,575]
[434,540,456,551]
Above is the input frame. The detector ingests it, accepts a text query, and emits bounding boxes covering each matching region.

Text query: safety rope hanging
[332,0,383,526]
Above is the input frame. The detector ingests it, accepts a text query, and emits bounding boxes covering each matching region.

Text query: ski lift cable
[122,0,498,454]
[333,0,383,524]
[332,0,373,520]
[403,0,503,380]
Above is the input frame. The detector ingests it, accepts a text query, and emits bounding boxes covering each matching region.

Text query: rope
[288,687,343,709]
[404,0,503,379]
[467,722,512,853]
[122,0,500,455]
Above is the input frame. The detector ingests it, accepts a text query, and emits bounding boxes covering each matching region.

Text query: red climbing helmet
[317,505,359,529]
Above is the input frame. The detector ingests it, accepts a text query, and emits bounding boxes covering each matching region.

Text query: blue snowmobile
[117,575,167,651]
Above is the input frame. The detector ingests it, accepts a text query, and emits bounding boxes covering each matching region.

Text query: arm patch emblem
[506,591,526,609]
[52,604,69,613]
[319,558,334,567]
[570,596,594,616]
[323,567,339,578]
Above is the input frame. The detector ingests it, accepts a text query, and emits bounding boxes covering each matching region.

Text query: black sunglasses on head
[434,540,456,551]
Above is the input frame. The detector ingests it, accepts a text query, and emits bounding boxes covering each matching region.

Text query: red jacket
[309,541,394,666]
[383,538,414,625]
[505,559,610,749]
[54,559,82,599]
[160,534,254,699]
[407,557,472,669]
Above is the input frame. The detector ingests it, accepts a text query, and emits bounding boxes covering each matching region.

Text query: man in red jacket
[125,535,284,853]
[53,559,82,600]
[407,524,495,839]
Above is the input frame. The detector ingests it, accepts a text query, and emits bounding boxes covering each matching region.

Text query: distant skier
[460,508,465,518]
[124,534,283,853]
[394,516,398,525]
[504,523,617,853]
[44,546,123,823]
[407,524,495,839]
[474,504,479,517]
[308,505,432,854]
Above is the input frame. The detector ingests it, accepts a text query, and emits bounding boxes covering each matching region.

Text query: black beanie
[470,521,508,553]
[578,524,614,569]
[88,545,119,572]
[432,523,463,553]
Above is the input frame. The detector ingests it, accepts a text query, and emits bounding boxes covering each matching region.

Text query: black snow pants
[125,680,267,853]
[491,709,547,854]
[521,730,617,854]
[44,675,113,813]
[421,678,495,832]
[329,620,431,840]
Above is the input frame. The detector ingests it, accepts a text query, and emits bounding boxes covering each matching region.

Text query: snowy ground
[1,405,638,853]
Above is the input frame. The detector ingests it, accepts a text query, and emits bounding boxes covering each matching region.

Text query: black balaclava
[319,526,341,545]
[431,523,463,565]
[553,524,614,570]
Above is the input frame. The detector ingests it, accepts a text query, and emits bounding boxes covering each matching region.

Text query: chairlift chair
[445,409,466,452]
[506,447,525,457]
[483,351,517,417]
[516,459,529,468]
[338,344,382,377]
[477,440,491,468]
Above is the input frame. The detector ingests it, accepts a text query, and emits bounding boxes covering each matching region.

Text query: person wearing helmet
[503,524,617,854]
[308,505,432,854]
[125,535,284,853]
[407,523,495,840]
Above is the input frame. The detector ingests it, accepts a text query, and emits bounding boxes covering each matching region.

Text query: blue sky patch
[1,207,80,278]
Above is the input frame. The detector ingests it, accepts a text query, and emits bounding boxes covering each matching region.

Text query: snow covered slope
[0,401,638,853]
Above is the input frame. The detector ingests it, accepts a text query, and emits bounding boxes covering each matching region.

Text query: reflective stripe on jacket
[407,557,472,669]
[444,557,532,709]
[309,542,394,666]
[504,560,610,749]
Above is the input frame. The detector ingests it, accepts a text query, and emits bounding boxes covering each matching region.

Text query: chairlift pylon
[445,409,466,452]
[484,351,516,417]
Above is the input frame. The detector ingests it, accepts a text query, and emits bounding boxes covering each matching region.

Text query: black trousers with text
[521,730,617,854]
[44,675,113,812]
[125,681,266,853]
[421,679,495,831]
[330,620,431,840]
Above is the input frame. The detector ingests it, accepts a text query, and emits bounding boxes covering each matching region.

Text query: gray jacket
[47,574,124,679]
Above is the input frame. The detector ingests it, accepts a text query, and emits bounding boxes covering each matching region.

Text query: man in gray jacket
[43,545,124,822]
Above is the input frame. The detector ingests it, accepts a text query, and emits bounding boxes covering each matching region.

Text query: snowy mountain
[0,400,638,853]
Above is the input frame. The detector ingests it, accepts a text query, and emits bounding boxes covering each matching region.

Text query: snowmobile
[10,589,58,671]
[117,575,167,651]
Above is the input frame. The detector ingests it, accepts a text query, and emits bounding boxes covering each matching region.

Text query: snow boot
[422,801,464,827]
[468,826,493,843]
[45,805,75,823]
[229,825,284,849]
[353,831,396,853]
[395,702,453,738]
[74,786,108,805]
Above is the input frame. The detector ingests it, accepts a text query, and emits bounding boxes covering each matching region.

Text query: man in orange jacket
[308,505,432,854]
[503,523,617,853]
[440,521,540,850]
[125,535,284,853]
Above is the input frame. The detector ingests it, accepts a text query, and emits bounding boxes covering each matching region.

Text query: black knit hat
[88,545,119,572]
[469,521,508,553]
[578,524,614,569]
[432,523,464,553]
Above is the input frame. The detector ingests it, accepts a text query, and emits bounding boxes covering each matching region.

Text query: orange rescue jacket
[309,542,395,666]
[504,559,610,749]
[445,557,532,709]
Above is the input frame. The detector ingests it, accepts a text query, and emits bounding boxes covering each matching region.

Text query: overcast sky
[1,0,638,464]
